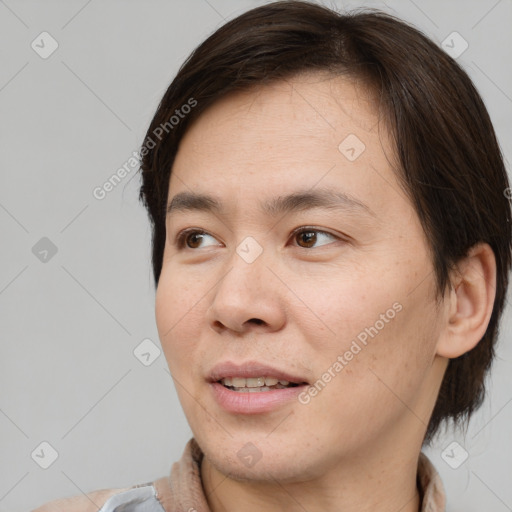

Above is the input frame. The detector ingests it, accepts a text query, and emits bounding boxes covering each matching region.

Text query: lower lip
[209,382,307,414]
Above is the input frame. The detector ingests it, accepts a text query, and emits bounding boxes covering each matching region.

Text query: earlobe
[436,243,497,359]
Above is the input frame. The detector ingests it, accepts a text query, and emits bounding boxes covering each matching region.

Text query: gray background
[0,0,511,510]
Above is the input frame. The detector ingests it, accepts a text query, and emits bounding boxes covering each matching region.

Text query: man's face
[155,73,448,481]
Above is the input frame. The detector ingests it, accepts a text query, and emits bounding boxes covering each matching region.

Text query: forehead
[176,73,383,153]
[169,73,405,221]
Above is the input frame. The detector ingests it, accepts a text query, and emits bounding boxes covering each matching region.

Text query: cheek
[155,267,207,373]
[155,258,208,328]
[289,266,401,354]
[295,262,438,398]
[298,301,438,447]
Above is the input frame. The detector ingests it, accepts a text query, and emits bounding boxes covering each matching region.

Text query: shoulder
[31,486,132,512]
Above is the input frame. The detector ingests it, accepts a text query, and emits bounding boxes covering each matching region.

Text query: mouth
[207,361,310,413]
[217,376,306,392]
[208,361,309,390]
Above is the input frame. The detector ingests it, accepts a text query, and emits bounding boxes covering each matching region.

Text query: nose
[205,244,287,335]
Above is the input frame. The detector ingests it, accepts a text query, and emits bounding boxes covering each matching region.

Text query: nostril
[249,318,264,325]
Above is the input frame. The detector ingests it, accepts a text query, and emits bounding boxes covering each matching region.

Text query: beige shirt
[33,437,446,511]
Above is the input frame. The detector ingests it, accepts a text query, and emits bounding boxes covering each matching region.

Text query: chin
[199,432,326,484]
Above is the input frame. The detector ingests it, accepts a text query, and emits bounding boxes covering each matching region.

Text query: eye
[174,226,341,250]
[175,229,220,249]
[291,227,339,249]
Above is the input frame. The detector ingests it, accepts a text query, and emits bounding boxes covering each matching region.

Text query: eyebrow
[166,187,375,219]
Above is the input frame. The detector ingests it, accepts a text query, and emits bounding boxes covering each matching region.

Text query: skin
[155,72,496,512]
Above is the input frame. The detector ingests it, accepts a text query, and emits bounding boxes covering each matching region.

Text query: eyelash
[174,226,341,250]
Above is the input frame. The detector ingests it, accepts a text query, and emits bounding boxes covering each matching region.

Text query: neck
[200,440,422,512]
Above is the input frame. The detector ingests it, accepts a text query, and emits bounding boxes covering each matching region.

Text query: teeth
[231,377,246,387]
[246,377,266,388]
[220,376,296,388]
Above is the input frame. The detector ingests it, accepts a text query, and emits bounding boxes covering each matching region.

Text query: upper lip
[208,361,309,384]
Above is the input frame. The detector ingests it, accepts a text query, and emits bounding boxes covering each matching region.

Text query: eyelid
[174,226,344,250]
[290,226,340,244]
[174,228,220,249]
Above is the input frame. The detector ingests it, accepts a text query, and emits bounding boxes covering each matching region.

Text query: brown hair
[138,0,512,444]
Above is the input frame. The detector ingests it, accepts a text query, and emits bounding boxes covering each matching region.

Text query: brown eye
[296,230,317,248]
[293,228,338,249]
[176,230,218,249]
[185,232,204,249]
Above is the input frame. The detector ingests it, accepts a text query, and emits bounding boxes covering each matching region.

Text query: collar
[150,438,446,511]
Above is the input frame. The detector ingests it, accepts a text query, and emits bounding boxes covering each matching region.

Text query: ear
[436,242,497,358]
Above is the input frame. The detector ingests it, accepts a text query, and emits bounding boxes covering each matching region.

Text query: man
[33,1,511,511]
